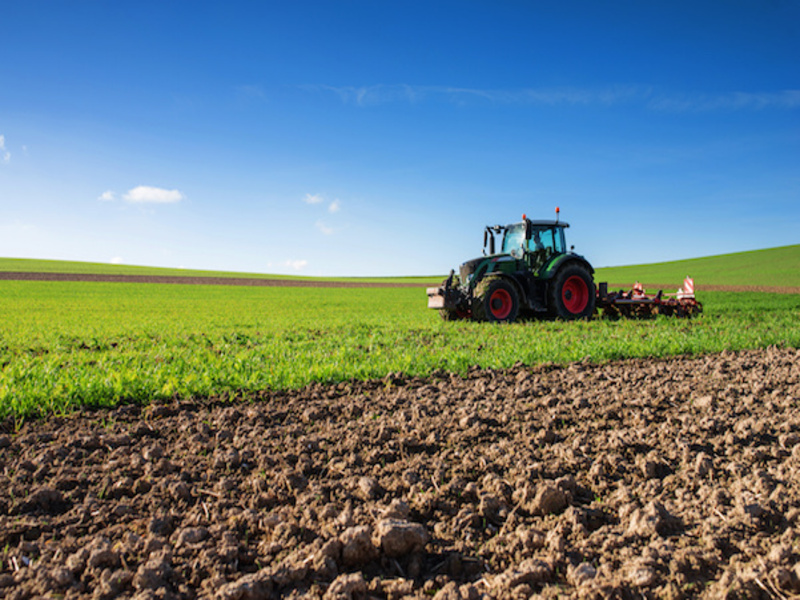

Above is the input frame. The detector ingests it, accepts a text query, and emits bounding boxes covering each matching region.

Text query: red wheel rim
[562,276,589,314]
[489,288,513,319]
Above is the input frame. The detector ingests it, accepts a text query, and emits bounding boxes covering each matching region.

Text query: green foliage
[0,281,799,420]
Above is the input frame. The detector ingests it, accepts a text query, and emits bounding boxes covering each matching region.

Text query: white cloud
[98,190,116,202]
[0,135,10,163]
[110,256,123,264]
[315,220,334,235]
[328,199,341,213]
[303,193,325,205]
[285,259,308,271]
[123,185,184,204]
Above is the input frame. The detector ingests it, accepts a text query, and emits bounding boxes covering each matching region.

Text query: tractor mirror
[524,219,532,240]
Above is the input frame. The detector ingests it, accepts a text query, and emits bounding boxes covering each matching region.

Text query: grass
[1,279,799,421]
[595,244,800,288]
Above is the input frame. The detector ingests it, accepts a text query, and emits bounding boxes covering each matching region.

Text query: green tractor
[427,209,596,323]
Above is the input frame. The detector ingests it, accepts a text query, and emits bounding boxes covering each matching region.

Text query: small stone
[49,566,74,588]
[433,582,482,600]
[381,499,410,520]
[358,476,382,500]
[374,519,428,558]
[175,526,209,547]
[695,453,713,477]
[569,562,597,585]
[134,557,173,591]
[216,568,272,600]
[148,516,174,536]
[340,526,377,566]
[628,565,657,587]
[87,547,119,570]
[627,502,667,538]
[169,480,192,502]
[324,572,367,600]
[531,484,567,515]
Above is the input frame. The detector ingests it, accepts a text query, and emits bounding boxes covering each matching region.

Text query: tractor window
[501,224,526,254]
[528,228,565,254]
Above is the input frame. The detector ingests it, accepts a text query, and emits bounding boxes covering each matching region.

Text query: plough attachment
[597,277,702,319]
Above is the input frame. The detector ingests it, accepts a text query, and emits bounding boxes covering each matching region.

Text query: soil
[2,347,800,599]
[0,272,424,288]
[2,271,799,293]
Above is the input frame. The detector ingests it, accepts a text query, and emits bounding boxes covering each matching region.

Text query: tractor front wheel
[473,278,520,323]
[549,265,596,320]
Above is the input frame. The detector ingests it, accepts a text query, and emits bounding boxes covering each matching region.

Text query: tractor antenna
[555,206,560,223]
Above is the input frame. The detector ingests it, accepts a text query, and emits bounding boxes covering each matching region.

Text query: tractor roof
[518,220,570,228]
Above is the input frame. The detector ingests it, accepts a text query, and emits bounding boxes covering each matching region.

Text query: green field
[595,244,800,289]
[4,244,798,288]
[1,247,799,421]
[0,257,441,285]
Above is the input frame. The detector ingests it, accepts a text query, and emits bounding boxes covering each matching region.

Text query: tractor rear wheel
[549,265,596,320]
[473,277,520,323]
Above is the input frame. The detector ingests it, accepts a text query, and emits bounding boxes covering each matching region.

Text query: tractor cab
[483,218,569,273]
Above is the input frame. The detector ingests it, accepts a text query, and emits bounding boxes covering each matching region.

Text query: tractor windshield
[528,227,565,254]
[501,224,526,254]
[502,223,567,256]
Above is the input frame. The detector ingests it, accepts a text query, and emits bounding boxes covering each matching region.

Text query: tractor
[427,209,596,323]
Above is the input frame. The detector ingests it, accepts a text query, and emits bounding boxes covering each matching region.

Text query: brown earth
[2,347,800,599]
[2,271,799,293]
[0,272,425,288]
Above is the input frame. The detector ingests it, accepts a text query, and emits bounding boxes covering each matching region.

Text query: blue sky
[1,1,798,276]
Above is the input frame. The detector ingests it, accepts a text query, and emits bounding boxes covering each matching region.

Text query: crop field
[2,250,800,599]
[1,274,799,422]
[595,244,800,290]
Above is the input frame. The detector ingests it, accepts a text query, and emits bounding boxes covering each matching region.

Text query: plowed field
[1,271,798,293]
[2,347,799,599]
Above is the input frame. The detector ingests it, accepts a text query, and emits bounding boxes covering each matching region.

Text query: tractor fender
[541,253,594,281]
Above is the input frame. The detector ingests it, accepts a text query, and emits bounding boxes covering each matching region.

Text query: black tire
[549,264,596,320]
[473,277,520,323]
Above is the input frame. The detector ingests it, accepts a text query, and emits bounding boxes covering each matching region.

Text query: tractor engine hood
[459,254,516,284]
[459,257,483,282]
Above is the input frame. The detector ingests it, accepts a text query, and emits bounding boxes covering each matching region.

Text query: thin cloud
[315,220,334,235]
[285,259,308,271]
[98,190,116,202]
[328,199,341,213]
[308,84,644,107]
[0,135,10,163]
[308,84,800,112]
[236,84,267,102]
[303,193,325,205]
[123,186,184,204]
[110,256,123,264]
[649,90,800,112]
